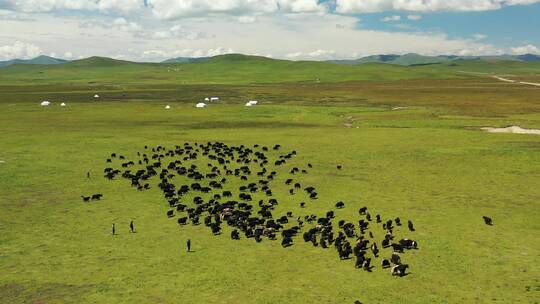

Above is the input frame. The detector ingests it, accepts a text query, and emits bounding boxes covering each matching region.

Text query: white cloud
[381,15,400,22]
[511,44,540,55]
[138,24,208,40]
[139,47,235,61]
[4,0,142,13]
[336,0,540,13]
[393,23,412,30]
[285,51,302,58]
[0,40,41,60]
[63,51,73,58]
[407,14,422,20]
[147,0,326,19]
[238,15,257,23]
[0,9,522,61]
[79,18,207,40]
[286,49,336,60]
[472,33,487,40]
[0,9,34,20]
[112,17,142,31]
[457,44,504,56]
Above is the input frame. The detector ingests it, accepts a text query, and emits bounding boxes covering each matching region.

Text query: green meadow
[0,57,539,303]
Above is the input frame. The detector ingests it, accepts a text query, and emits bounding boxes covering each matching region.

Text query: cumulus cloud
[147,0,327,19]
[285,49,336,60]
[80,17,141,32]
[137,24,208,40]
[381,15,400,22]
[407,14,422,20]
[238,15,257,23]
[139,47,235,61]
[79,18,207,40]
[112,17,142,31]
[456,44,504,56]
[0,6,526,61]
[0,40,41,60]
[0,9,34,20]
[3,0,142,14]
[511,44,540,55]
[306,49,336,59]
[336,0,540,13]
[472,33,487,40]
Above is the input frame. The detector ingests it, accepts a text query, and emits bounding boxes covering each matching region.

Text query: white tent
[94,94,100,98]
[204,97,210,102]
[165,105,171,109]
[248,100,258,105]
[245,102,253,107]
[40,101,51,106]
[210,97,219,102]
[60,102,66,107]
[196,102,207,108]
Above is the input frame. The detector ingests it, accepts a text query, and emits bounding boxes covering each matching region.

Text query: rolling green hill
[332,53,540,66]
[0,53,539,85]
[162,56,210,63]
[0,55,67,67]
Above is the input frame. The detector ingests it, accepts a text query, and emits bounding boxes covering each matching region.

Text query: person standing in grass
[112,223,116,235]
[186,239,191,252]
[87,171,90,179]
[130,220,134,233]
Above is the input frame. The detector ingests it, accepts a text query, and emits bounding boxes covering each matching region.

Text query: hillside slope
[0,54,539,85]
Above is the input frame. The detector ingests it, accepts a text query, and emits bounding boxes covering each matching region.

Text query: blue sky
[358,3,540,49]
[0,0,539,61]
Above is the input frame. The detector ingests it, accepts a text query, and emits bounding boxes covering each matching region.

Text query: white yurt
[245,102,253,107]
[204,97,210,102]
[210,97,219,102]
[165,105,171,109]
[248,100,258,105]
[196,102,207,108]
[94,94,100,98]
[60,102,66,107]
[40,101,51,106]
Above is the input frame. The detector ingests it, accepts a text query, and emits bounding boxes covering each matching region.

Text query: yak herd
[96,141,419,277]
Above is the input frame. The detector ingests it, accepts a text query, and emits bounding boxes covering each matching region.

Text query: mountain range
[1,53,540,68]
[0,55,68,67]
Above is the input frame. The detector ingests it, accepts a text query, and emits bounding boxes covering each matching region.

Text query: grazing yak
[391,253,401,265]
[399,239,418,249]
[91,194,103,200]
[370,243,379,257]
[282,236,293,247]
[408,220,415,231]
[99,141,421,277]
[391,243,404,253]
[483,216,493,225]
[391,264,409,277]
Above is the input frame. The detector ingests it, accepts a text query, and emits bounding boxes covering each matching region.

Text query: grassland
[2,54,540,85]
[0,58,539,303]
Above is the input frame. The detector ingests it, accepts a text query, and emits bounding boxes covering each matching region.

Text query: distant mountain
[65,56,136,67]
[0,55,68,67]
[2,53,540,69]
[332,53,540,66]
[516,54,540,61]
[162,56,210,63]
[162,54,282,64]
